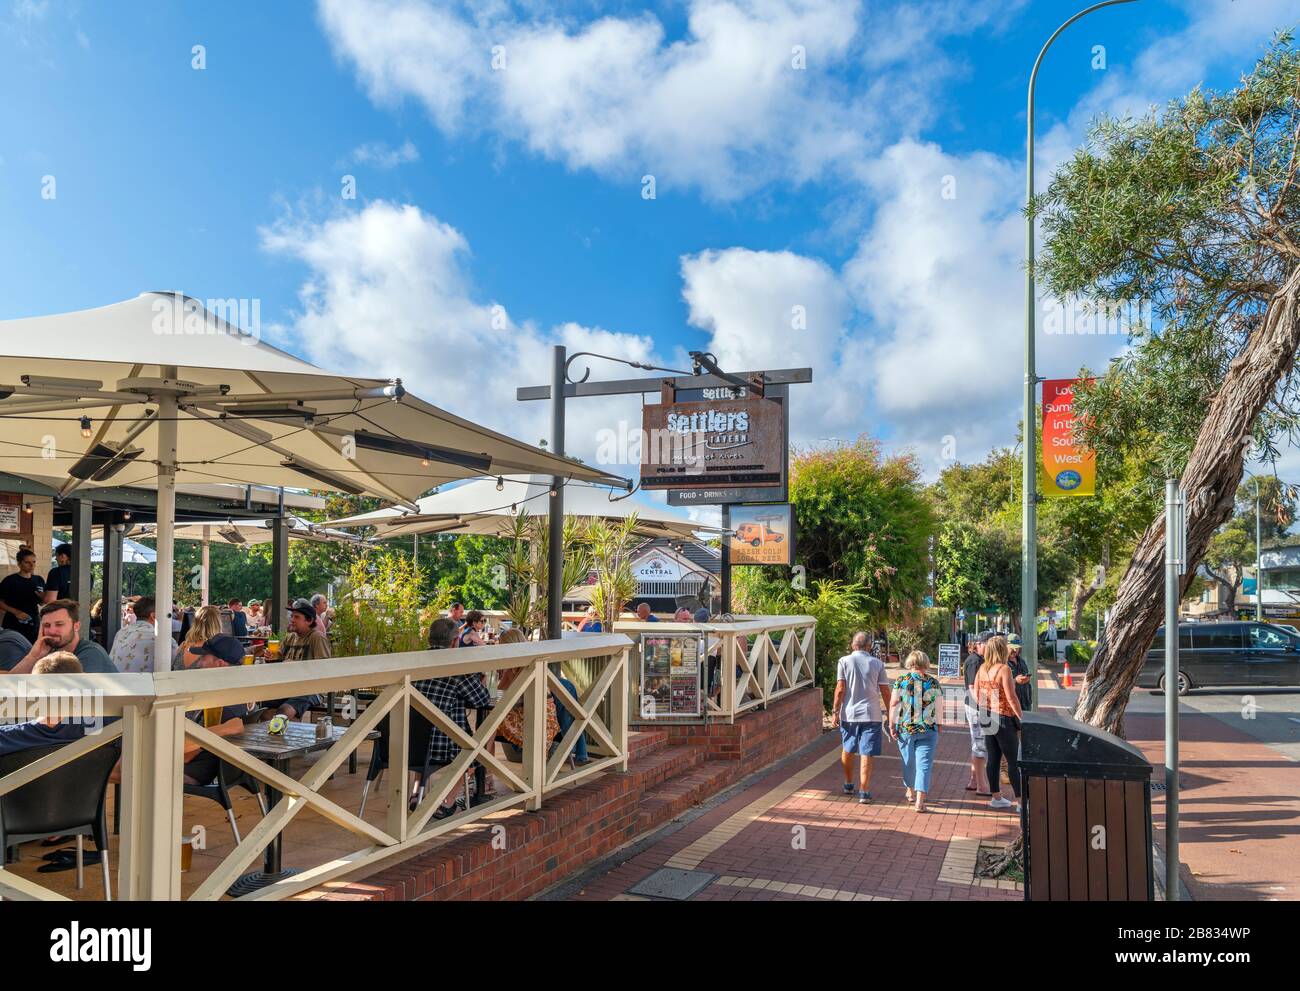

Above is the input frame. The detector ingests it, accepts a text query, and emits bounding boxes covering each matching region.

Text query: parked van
[1138,621,1300,694]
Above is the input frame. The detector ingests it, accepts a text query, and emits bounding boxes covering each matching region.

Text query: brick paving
[565,725,1024,902]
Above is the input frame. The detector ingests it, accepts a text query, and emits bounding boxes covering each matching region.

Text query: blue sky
[2,0,1297,502]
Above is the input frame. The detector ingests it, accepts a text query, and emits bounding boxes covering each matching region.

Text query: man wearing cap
[1006,633,1032,713]
[256,599,330,721]
[963,632,992,796]
[177,634,252,785]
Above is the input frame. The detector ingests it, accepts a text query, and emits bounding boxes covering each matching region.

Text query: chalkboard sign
[938,642,962,680]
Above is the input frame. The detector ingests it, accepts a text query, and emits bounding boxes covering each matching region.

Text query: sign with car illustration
[727,503,795,566]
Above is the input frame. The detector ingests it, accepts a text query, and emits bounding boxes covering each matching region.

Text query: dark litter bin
[1019,707,1153,901]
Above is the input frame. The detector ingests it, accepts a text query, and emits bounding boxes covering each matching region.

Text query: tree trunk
[1070,576,1097,637]
[1075,266,1300,737]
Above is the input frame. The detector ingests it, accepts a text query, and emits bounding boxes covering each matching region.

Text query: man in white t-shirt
[831,631,892,804]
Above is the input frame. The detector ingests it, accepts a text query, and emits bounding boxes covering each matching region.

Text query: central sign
[640,397,785,491]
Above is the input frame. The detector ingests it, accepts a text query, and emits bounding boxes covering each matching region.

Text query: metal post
[153,382,178,674]
[101,521,124,650]
[547,345,565,640]
[1024,0,1139,713]
[1164,478,1182,901]
[68,498,93,608]
[200,525,211,607]
[270,515,290,636]
[720,503,732,614]
[1255,478,1262,622]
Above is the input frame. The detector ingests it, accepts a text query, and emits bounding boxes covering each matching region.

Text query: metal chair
[358,713,438,818]
[183,759,268,844]
[0,740,120,899]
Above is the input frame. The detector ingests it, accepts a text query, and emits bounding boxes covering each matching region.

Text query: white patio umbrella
[0,292,626,670]
[133,516,369,547]
[325,474,714,540]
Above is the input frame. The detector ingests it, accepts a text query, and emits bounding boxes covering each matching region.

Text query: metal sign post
[519,359,811,623]
[1164,478,1185,901]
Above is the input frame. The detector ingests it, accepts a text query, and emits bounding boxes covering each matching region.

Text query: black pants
[983,716,1021,797]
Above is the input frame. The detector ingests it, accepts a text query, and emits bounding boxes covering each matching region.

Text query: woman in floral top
[887,650,942,813]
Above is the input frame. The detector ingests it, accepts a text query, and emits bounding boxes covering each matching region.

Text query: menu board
[640,633,704,718]
[938,643,962,680]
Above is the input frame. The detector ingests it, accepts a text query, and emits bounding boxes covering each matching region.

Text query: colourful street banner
[1041,378,1096,498]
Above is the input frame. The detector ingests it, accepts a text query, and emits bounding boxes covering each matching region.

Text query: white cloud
[259,200,662,474]
[679,246,859,442]
[352,139,419,168]
[316,0,1005,200]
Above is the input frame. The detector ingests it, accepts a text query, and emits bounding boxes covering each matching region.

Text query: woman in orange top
[974,635,1023,813]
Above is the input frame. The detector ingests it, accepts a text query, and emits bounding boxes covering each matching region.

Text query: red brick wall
[308,686,824,902]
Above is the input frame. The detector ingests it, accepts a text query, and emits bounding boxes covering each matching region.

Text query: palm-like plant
[584,515,641,631]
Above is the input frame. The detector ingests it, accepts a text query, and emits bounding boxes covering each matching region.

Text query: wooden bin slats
[1027,773,1149,901]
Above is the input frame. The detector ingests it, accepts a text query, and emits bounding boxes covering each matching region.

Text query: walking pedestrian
[974,634,1023,812]
[830,631,891,804]
[963,632,991,796]
[888,650,942,813]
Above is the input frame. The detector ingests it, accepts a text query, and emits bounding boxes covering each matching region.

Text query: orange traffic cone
[1061,661,1073,688]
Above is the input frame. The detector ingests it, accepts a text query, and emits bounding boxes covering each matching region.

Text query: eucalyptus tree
[1036,37,1300,734]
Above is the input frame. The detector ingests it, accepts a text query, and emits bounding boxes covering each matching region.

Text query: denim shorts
[840,720,883,756]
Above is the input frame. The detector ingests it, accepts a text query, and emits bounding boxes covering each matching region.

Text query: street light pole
[1256,477,1263,622]
[1024,0,1139,708]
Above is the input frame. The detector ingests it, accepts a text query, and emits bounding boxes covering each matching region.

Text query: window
[1249,624,1292,649]
[1192,625,1244,650]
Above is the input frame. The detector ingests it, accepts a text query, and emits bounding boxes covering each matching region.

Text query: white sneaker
[989,796,1013,810]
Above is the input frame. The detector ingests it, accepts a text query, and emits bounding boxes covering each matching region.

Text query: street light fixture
[1023,0,1140,708]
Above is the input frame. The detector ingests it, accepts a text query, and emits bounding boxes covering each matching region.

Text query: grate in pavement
[627,868,717,901]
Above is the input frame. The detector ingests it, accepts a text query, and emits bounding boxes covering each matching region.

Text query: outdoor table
[224,720,378,898]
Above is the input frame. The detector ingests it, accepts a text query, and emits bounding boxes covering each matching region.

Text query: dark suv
[1139,621,1300,695]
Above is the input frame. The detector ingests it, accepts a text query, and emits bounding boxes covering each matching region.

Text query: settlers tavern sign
[640,397,784,491]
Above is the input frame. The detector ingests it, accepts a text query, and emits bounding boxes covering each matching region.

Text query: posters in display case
[640,633,704,718]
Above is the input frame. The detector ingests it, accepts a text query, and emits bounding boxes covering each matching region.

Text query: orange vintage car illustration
[734,521,786,547]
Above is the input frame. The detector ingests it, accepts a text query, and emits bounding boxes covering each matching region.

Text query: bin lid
[1018,707,1151,779]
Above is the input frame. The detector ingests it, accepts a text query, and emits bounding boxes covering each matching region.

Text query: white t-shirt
[836,650,887,723]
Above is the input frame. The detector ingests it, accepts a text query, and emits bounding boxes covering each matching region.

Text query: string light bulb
[496,476,504,491]
[549,487,558,498]
[80,416,92,438]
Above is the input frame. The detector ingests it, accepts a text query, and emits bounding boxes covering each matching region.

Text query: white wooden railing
[0,633,631,901]
[615,615,816,724]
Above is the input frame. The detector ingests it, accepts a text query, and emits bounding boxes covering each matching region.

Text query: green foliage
[330,550,429,658]
[734,571,868,708]
[788,438,934,624]
[584,516,640,631]
[1036,33,1300,480]
[1067,640,1095,666]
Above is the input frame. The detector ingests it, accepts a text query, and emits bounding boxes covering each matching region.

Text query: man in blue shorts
[831,632,892,803]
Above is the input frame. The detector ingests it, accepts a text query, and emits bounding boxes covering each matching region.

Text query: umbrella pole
[152,385,178,674]
[201,527,210,607]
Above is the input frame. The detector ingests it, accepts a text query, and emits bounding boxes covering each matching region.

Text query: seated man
[5,599,115,675]
[178,635,251,786]
[256,599,329,721]
[0,627,32,672]
[412,618,491,818]
[109,595,156,674]
[228,598,249,638]
[0,652,92,756]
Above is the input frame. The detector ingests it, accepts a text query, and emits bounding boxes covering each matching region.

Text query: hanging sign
[1041,378,1096,498]
[641,396,785,491]
[727,503,795,566]
[0,494,29,537]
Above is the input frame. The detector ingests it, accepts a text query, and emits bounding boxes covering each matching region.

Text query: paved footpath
[557,721,1024,902]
